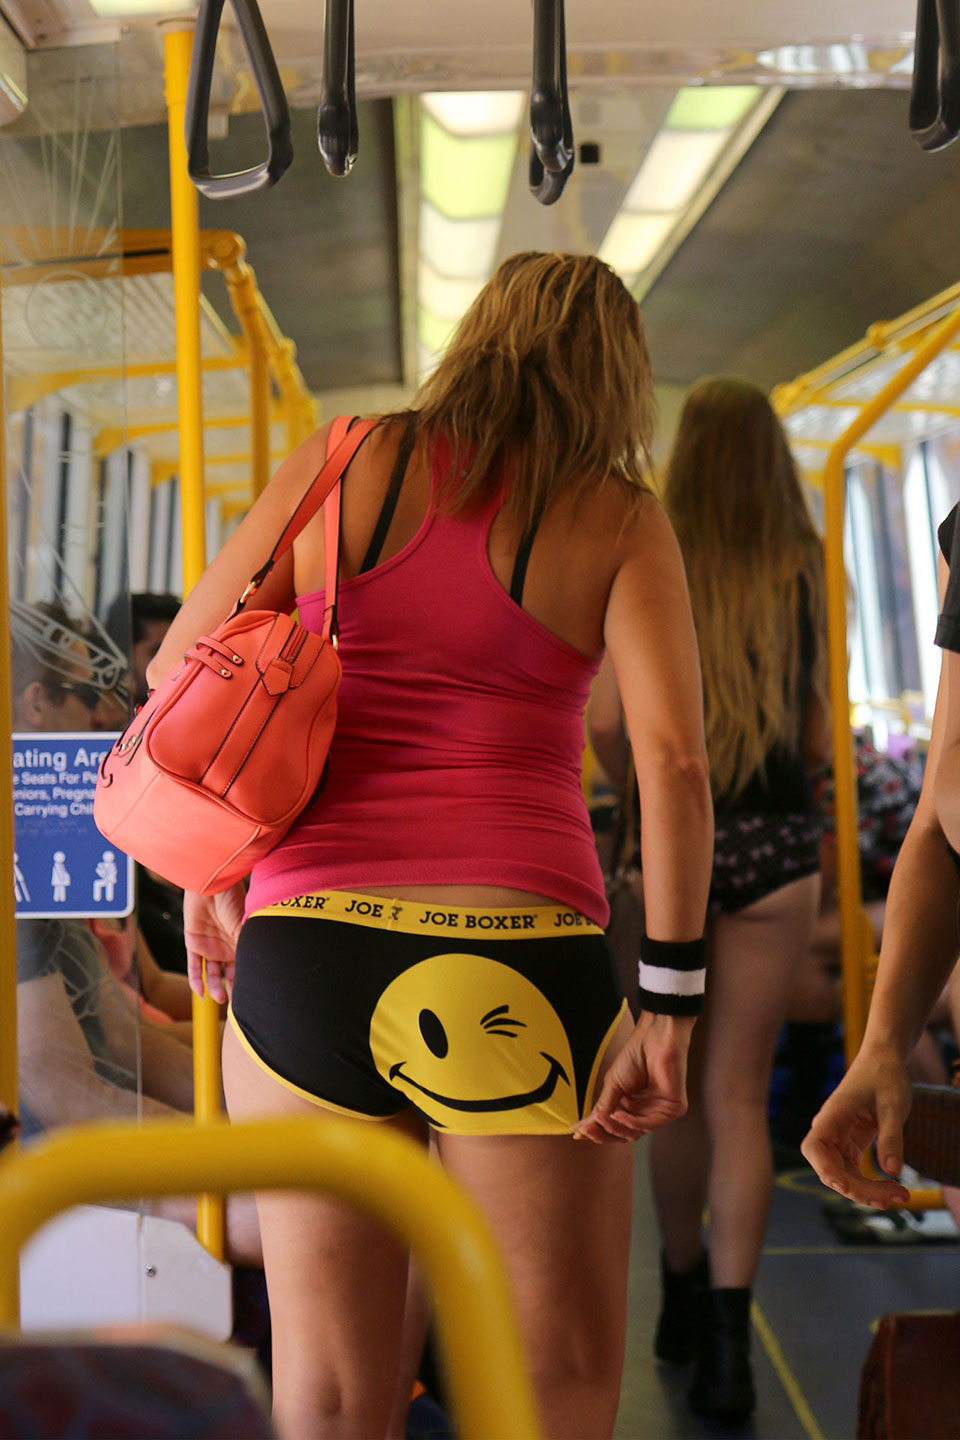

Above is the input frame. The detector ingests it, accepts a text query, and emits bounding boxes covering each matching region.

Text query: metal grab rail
[0,1118,542,1440]
[317,0,358,176]
[910,0,960,151]
[185,0,293,197]
[820,300,960,1066]
[529,0,574,206]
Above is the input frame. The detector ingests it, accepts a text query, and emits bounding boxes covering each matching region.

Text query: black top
[936,501,960,653]
[713,578,818,816]
[934,503,960,876]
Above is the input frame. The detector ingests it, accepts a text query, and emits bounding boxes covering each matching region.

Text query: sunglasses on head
[54,680,103,711]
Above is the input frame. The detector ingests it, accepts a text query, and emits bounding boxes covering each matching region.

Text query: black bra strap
[510,508,544,606]
[359,414,417,574]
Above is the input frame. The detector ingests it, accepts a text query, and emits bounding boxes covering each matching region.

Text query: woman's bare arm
[803,554,960,1203]
[576,498,713,1143]
[604,499,713,943]
[587,651,631,796]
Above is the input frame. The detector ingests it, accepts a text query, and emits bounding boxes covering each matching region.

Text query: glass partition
[0,43,150,1154]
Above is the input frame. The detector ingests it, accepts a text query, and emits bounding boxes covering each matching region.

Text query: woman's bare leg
[702,874,820,1288]
[222,1023,423,1440]
[648,1017,709,1273]
[437,1128,633,1440]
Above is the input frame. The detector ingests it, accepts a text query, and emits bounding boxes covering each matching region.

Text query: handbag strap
[231,414,377,621]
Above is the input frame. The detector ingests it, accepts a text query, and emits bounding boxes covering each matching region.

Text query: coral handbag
[94,415,376,894]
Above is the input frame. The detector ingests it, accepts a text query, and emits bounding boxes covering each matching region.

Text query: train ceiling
[4,0,959,450]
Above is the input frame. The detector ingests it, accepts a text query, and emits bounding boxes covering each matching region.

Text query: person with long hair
[148,251,713,1440]
[649,377,828,1420]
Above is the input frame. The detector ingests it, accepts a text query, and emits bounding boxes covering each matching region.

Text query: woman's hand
[801,1044,912,1207]
[574,1011,695,1143]
[183,884,247,1004]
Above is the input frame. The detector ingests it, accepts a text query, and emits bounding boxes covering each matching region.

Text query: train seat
[0,1327,273,1438]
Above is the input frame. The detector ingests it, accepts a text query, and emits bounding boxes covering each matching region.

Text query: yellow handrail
[0,257,17,1121]
[0,1117,542,1440]
[164,22,224,1261]
[202,231,317,455]
[821,300,960,1063]
[773,276,960,417]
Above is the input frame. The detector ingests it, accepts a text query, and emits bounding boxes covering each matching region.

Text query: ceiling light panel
[595,85,770,293]
[598,212,676,275]
[421,91,525,138]
[419,201,502,278]
[623,129,729,213]
[665,86,761,131]
[86,0,193,15]
[417,259,485,321]
[416,91,522,375]
[420,114,518,219]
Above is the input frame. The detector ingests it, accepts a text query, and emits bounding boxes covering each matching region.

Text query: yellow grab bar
[0,266,17,1118]
[164,21,224,1260]
[822,300,960,1064]
[0,1116,542,1440]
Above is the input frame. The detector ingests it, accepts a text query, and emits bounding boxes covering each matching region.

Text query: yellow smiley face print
[369,953,578,1132]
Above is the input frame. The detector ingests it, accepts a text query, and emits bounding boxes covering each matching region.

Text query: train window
[127,452,154,593]
[840,446,960,735]
[903,444,942,717]
[148,479,176,594]
[846,464,891,701]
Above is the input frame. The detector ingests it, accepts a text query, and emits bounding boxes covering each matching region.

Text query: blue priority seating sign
[12,732,133,918]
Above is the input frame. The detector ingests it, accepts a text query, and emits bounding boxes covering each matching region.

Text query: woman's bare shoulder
[586,481,670,562]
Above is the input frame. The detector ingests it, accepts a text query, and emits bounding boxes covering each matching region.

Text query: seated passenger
[10,599,260,1267]
[104,591,189,975]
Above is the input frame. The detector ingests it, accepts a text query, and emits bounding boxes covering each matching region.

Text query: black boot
[654,1251,709,1364]
[688,1287,756,1419]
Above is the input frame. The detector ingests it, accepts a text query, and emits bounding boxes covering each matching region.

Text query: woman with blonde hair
[150,251,713,1440]
[650,377,828,1419]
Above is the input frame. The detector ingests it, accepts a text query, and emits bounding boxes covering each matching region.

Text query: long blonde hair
[663,377,827,801]
[410,251,656,528]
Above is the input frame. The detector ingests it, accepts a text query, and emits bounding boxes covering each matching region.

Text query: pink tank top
[246,439,608,925]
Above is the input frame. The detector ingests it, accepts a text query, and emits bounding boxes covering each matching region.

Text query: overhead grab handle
[185,0,293,197]
[910,0,960,151]
[529,0,574,206]
[318,0,359,176]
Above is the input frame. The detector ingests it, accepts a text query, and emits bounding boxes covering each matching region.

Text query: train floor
[614,1145,960,1440]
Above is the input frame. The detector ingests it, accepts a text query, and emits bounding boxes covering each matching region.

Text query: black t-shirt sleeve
[935,502,960,652]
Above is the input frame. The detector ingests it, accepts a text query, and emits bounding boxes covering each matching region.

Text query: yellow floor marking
[762,1244,952,1256]
[751,1299,825,1440]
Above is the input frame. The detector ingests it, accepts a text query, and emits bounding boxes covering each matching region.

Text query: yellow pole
[163,21,224,1260]
[823,304,960,1064]
[0,1118,543,1440]
[0,260,18,1121]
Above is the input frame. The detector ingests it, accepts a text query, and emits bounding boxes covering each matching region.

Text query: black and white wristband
[638,934,706,1017]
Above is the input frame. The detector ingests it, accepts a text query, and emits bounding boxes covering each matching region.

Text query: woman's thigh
[703,872,822,1106]
[436,1129,633,1385]
[222,1023,423,1423]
